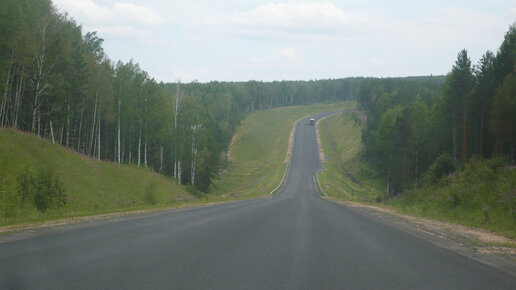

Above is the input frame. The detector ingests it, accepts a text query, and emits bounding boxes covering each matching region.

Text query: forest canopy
[358,24,516,195]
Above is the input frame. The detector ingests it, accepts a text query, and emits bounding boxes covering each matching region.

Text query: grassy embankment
[318,109,516,239]
[317,108,382,201]
[0,129,194,226]
[213,102,354,197]
[0,102,350,227]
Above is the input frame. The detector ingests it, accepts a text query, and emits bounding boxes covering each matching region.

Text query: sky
[52,0,516,83]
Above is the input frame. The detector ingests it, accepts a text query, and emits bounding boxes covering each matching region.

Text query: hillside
[0,129,193,226]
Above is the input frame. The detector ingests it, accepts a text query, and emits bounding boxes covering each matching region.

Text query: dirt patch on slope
[284,117,304,163]
[315,117,326,163]
[226,132,239,161]
[315,113,342,163]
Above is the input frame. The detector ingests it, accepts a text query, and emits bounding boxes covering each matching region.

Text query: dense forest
[0,0,447,192]
[359,24,516,195]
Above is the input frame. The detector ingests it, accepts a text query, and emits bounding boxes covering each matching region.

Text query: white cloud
[507,8,516,19]
[187,35,202,43]
[368,58,396,67]
[214,1,370,39]
[338,61,356,70]
[278,48,299,59]
[248,48,306,76]
[53,0,165,39]
[112,3,164,26]
[88,26,147,38]
[251,48,300,65]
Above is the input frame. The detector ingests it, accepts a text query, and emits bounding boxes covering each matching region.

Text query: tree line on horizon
[0,0,447,192]
[359,24,516,196]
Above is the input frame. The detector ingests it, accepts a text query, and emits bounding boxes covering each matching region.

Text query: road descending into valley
[1,112,515,289]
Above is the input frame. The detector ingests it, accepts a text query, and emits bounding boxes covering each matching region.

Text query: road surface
[1,112,515,289]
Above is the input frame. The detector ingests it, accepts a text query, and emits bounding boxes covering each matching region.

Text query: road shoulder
[327,197,516,278]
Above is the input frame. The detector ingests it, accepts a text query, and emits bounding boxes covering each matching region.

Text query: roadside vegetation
[0,129,194,226]
[319,110,516,239]
[318,24,516,238]
[214,102,354,197]
[317,109,382,201]
[358,25,515,196]
[390,157,516,238]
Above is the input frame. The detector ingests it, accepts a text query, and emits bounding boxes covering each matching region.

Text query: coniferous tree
[442,49,474,163]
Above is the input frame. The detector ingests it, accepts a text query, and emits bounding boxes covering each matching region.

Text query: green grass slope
[317,109,381,201]
[0,129,193,226]
[214,102,354,197]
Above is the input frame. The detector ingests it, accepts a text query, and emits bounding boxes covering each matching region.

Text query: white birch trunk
[66,98,70,147]
[59,123,64,145]
[117,96,121,163]
[32,21,49,135]
[77,103,84,152]
[97,112,101,160]
[50,120,55,144]
[178,161,182,185]
[173,80,183,180]
[89,90,98,156]
[144,141,147,167]
[13,65,24,129]
[138,114,142,167]
[191,144,196,186]
[1,47,16,127]
[174,157,177,179]
[190,124,199,185]
[1,63,12,127]
[144,94,148,167]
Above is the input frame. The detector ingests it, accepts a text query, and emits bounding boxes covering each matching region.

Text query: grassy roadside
[317,109,382,201]
[0,129,197,227]
[317,108,516,240]
[388,159,516,239]
[213,102,354,197]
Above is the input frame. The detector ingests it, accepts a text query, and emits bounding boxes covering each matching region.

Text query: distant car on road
[309,118,315,125]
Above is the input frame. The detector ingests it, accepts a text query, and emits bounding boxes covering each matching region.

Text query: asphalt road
[1,112,515,289]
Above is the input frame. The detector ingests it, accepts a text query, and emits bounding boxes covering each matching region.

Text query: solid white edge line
[269,161,289,195]
[315,170,328,197]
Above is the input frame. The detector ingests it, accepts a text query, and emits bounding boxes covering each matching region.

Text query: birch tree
[31,20,51,135]
[173,80,183,182]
